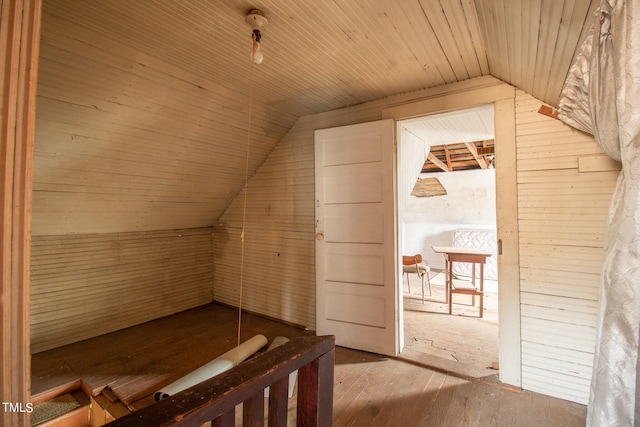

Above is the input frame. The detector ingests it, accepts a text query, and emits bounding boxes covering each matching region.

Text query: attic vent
[411,177,447,198]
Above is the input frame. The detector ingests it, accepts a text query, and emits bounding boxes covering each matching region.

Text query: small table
[432,246,492,318]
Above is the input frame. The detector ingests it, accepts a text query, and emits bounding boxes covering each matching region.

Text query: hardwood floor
[401,271,500,380]
[31,303,314,409]
[31,302,586,426]
[333,348,585,426]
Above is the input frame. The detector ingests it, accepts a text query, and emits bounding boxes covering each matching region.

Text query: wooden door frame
[1,1,42,425]
[382,82,522,388]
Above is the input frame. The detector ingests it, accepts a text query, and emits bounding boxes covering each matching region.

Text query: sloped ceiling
[33,0,596,235]
[401,105,495,147]
[400,105,495,172]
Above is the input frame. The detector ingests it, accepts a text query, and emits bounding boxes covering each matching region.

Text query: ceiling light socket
[245,8,268,29]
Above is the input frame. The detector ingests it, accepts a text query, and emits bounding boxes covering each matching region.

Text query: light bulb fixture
[251,29,263,65]
[245,9,268,65]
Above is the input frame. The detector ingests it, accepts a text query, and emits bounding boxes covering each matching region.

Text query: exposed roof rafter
[464,141,488,169]
[427,151,450,172]
[422,139,495,173]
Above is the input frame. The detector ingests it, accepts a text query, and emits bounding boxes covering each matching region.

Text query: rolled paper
[268,336,290,350]
[155,334,268,401]
[264,336,297,398]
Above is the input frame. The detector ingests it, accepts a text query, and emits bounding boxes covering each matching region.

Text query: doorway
[396,105,499,379]
[314,81,521,387]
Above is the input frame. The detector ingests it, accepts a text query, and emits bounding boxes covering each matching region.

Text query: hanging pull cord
[237,62,255,346]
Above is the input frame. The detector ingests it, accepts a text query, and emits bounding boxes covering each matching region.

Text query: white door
[315,119,397,356]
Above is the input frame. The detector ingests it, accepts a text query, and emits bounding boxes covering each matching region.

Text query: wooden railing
[107,335,335,427]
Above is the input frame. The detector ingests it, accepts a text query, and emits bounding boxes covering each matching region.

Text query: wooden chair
[402,254,431,303]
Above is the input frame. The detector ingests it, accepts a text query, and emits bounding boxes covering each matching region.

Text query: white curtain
[557,1,640,425]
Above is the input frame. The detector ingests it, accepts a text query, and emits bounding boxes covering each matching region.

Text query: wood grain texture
[0,0,615,420]
[332,347,585,426]
[515,90,616,404]
[30,227,214,353]
[33,1,595,237]
[31,304,314,405]
[32,304,585,426]
[213,78,509,332]
[0,0,41,425]
[214,79,613,403]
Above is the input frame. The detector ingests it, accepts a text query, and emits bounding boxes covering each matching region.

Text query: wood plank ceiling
[34,0,597,234]
[400,104,496,173]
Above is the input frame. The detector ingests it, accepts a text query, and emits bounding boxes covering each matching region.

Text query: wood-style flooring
[401,271,500,380]
[31,302,586,426]
[31,303,313,410]
[333,348,586,426]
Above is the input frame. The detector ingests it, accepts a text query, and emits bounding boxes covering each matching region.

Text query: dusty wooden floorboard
[32,303,313,406]
[32,303,586,426]
[401,273,499,381]
[332,347,585,426]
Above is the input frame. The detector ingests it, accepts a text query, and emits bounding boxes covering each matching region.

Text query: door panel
[324,205,386,243]
[325,246,386,285]
[315,119,397,356]
[325,291,386,327]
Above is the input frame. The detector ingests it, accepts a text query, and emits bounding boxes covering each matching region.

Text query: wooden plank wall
[211,118,318,328]
[34,7,294,236]
[398,126,430,213]
[515,90,618,404]
[1,0,41,424]
[31,227,213,353]
[214,79,617,404]
[398,126,429,259]
[212,78,506,331]
[212,86,395,328]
